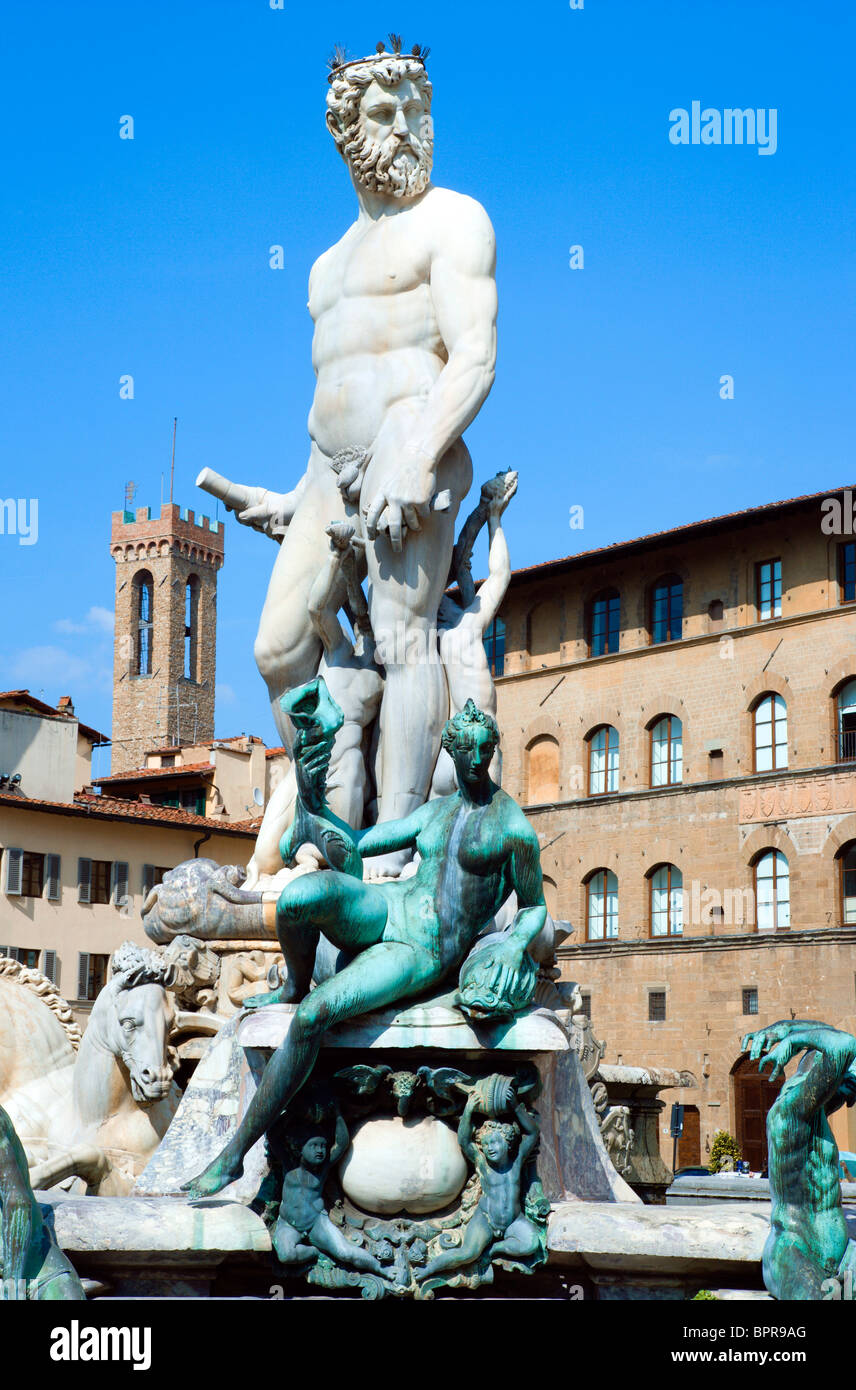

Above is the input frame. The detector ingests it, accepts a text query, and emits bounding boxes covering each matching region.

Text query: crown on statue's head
[327,33,431,83]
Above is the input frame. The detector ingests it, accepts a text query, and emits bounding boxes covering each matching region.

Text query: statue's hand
[363,455,436,553]
[292,729,332,807]
[456,936,537,1022]
[742,1019,821,1058]
[235,489,299,539]
[481,469,518,515]
[757,1037,798,1083]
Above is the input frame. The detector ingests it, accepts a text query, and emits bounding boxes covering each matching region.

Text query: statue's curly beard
[347,124,433,198]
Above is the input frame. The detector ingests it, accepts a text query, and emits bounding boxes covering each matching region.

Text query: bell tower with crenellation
[110,502,225,774]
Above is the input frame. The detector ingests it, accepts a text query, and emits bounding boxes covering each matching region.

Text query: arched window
[650,574,683,645]
[840,844,856,924]
[754,850,790,931]
[586,869,618,940]
[526,735,559,804]
[754,694,788,772]
[483,616,505,677]
[133,570,153,676]
[837,679,856,762]
[588,725,619,795]
[588,589,620,657]
[184,576,199,681]
[650,715,683,786]
[649,864,683,937]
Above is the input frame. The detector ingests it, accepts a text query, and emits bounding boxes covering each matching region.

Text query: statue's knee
[294,996,328,1038]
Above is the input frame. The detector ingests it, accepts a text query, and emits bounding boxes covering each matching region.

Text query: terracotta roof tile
[95,762,215,783]
[0,790,258,836]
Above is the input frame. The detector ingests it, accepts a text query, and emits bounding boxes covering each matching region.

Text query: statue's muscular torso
[307,185,481,464]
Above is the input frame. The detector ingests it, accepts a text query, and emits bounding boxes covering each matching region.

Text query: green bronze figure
[266,1100,392,1283]
[417,1086,542,1284]
[0,1104,85,1301]
[743,1019,856,1300]
[184,693,547,1199]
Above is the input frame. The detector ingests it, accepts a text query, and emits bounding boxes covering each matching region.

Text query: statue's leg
[490,1214,541,1261]
[310,1212,389,1279]
[254,467,347,749]
[244,871,389,1008]
[419,1209,493,1281]
[362,438,471,873]
[272,1217,315,1266]
[183,937,431,1200]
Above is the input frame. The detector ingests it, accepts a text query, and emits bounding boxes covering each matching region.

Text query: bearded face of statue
[347,76,433,197]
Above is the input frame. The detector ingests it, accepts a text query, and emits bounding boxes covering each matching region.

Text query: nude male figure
[227,43,497,872]
[744,1019,856,1299]
[431,470,517,797]
[183,702,546,1198]
[245,522,382,885]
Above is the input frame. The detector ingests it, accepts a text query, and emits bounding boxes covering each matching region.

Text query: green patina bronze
[743,1019,856,1300]
[183,688,547,1200]
[0,1104,85,1301]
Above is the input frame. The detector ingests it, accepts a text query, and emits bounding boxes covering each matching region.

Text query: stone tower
[110,503,225,773]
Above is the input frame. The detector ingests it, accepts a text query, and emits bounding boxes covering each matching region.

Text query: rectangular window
[648,990,667,1022]
[742,987,759,1015]
[839,543,856,604]
[77,952,109,1001]
[580,993,591,1021]
[20,852,45,899]
[8,947,41,970]
[651,579,683,644]
[757,559,782,621]
[142,864,170,896]
[90,861,112,905]
[590,593,620,657]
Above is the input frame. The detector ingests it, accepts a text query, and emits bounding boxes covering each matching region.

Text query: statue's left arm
[365,197,498,548]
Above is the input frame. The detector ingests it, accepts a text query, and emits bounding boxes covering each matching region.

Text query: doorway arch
[731,1053,784,1171]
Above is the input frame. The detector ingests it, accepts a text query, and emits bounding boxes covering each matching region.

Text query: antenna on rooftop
[169,417,177,505]
[124,480,137,511]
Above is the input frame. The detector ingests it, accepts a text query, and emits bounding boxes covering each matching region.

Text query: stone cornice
[559,924,856,959]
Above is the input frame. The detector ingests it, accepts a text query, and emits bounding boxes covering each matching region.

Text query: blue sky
[0,0,853,765]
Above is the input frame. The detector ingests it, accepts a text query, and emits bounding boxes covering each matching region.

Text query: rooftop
[505,483,852,587]
[0,690,110,746]
[0,790,258,835]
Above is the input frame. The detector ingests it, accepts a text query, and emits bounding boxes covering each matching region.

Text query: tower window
[839,544,856,604]
[134,571,154,676]
[185,576,200,681]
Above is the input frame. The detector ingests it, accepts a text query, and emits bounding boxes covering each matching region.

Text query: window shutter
[0,946,8,959]
[77,952,90,1000]
[113,861,129,908]
[4,849,23,896]
[45,854,61,901]
[77,858,91,904]
[142,863,155,897]
[42,950,58,985]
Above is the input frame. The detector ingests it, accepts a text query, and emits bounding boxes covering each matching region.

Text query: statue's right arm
[357,801,432,858]
[752,1022,856,1120]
